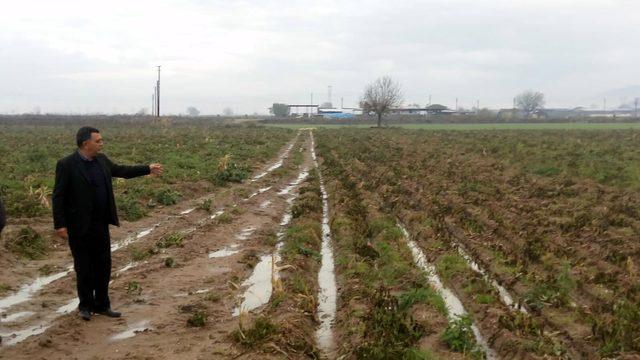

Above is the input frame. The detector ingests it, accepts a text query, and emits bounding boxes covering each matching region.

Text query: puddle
[111,223,160,252]
[232,165,308,317]
[180,208,195,215]
[110,320,153,341]
[251,143,295,182]
[56,298,79,314]
[311,131,338,356]
[0,265,74,313]
[398,223,497,360]
[232,254,274,316]
[455,244,527,314]
[0,311,35,323]
[235,227,256,241]
[210,209,224,219]
[277,169,309,195]
[182,226,197,235]
[245,186,273,201]
[116,261,144,275]
[208,247,241,259]
[0,322,51,346]
[0,298,78,346]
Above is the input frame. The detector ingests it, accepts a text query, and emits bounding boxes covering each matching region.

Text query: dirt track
[0,132,318,359]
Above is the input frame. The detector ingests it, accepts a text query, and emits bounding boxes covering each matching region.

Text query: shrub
[156,232,184,248]
[7,227,47,260]
[156,188,182,206]
[187,311,207,327]
[197,198,212,212]
[117,195,147,221]
[441,315,480,355]
[211,162,250,186]
[355,287,425,359]
[232,316,277,347]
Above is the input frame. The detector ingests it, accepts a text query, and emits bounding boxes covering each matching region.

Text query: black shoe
[79,309,92,321]
[95,308,121,318]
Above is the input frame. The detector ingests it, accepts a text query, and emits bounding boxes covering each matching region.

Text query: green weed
[6,227,47,260]
[232,316,277,348]
[156,232,184,248]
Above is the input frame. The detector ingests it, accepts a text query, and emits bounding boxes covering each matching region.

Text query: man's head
[76,126,103,158]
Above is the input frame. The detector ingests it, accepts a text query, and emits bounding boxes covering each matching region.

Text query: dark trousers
[69,222,112,312]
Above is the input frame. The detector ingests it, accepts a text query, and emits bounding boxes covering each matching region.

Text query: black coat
[0,196,6,233]
[52,151,150,237]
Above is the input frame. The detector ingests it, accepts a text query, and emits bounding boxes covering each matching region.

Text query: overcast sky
[1,0,639,115]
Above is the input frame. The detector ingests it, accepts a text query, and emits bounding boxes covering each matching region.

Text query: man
[53,126,163,321]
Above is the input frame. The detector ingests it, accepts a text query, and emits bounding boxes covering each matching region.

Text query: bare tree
[222,107,234,116]
[186,106,200,116]
[361,76,403,127]
[516,90,545,118]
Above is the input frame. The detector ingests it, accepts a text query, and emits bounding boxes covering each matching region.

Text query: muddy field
[1,124,639,359]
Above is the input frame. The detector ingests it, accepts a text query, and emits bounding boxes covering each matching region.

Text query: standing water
[232,169,308,316]
[398,223,497,359]
[311,131,338,356]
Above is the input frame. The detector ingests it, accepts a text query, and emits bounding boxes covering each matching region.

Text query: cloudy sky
[1,0,639,115]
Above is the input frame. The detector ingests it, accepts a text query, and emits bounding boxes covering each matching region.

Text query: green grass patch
[436,254,468,282]
[156,232,185,248]
[232,316,277,348]
[354,287,425,359]
[441,315,481,357]
[6,227,47,260]
[399,287,448,317]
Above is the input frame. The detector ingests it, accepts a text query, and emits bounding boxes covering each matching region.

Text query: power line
[156,66,161,117]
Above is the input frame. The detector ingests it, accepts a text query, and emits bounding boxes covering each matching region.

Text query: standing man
[52,126,163,321]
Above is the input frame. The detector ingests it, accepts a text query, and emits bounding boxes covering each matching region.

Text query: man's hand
[56,227,68,240]
[149,163,164,176]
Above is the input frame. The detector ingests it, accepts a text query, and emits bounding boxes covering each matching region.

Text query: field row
[0,122,293,219]
[313,128,640,358]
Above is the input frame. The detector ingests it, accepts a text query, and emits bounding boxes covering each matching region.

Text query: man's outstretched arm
[103,156,163,179]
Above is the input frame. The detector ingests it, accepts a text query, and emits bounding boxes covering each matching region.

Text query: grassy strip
[316,129,584,358]
[231,172,322,358]
[319,142,453,359]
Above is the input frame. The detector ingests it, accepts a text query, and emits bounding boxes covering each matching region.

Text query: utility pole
[635,97,639,119]
[603,97,606,112]
[341,97,344,109]
[327,86,332,107]
[311,93,314,116]
[428,94,432,106]
[476,100,480,114]
[455,98,458,111]
[156,66,161,117]
[151,93,155,116]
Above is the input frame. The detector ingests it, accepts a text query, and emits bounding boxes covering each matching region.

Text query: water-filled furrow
[310,131,338,356]
[398,222,497,359]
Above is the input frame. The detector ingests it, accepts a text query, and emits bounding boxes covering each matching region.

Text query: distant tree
[271,103,290,117]
[360,76,403,127]
[135,108,148,116]
[515,90,545,118]
[223,107,234,116]
[186,106,200,116]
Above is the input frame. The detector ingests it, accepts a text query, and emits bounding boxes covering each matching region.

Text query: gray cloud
[1,0,639,114]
